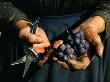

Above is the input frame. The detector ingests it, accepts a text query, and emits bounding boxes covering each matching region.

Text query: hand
[74,16,105,57]
[15,20,50,54]
[52,16,105,70]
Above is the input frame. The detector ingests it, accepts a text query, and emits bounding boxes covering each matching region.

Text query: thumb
[92,34,104,57]
[19,26,42,43]
[28,33,42,43]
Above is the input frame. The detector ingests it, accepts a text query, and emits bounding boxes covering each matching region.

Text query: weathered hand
[66,16,105,69]
[52,16,105,70]
[16,20,50,54]
[52,40,95,70]
[74,16,105,57]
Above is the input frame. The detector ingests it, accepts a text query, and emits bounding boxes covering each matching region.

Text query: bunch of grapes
[54,30,89,62]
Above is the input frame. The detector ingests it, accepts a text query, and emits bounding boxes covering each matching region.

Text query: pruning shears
[11,17,40,77]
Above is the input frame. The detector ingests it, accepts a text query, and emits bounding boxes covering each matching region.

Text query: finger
[38,56,48,66]
[38,49,54,66]
[52,56,58,61]
[28,34,42,43]
[57,60,69,70]
[52,57,69,70]
[19,26,42,43]
[66,54,90,70]
[32,47,45,53]
[28,26,43,43]
[52,40,63,49]
[91,34,104,57]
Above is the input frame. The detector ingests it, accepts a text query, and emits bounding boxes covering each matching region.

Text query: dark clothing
[0,0,110,35]
[28,12,102,82]
[0,0,110,82]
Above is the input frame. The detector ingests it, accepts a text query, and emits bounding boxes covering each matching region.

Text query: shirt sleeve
[0,1,28,23]
[91,0,110,36]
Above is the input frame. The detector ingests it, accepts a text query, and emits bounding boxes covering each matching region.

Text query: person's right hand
[15,20,50,54]
[52,16,105,70]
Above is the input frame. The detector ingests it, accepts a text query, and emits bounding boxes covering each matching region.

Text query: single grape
[71,48,75,54]
[75,32,81,38]
[70,40,74,46]
[84,43,89,49]
[81,40,89,49]
[65,47,73,55]
[58,52,63,57]
[62,55,68,61]
[80,39,86,44]
[79,47,86,54]
[74,38,80,44]
[80,36,84,40]
[67,35,73,41]
[79,30,84,36]
[59,44,66,52]
[78,44,85,49]
[65,44,71,48]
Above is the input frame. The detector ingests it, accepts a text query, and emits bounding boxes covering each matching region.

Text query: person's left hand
[52,16,105,70]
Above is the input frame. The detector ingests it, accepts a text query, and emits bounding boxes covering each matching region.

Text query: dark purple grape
[65,47,73,54]
[79,30,84,36]
[81,40,89,49]
[74,38,80,44]
[63,55,68,61]
[58,52,63,57]
[67,35,73,41]
[71,48,75,54]
[84,43,89,49]
[80,36,84,40]
[65,44,71,48]
[79,47,86,54]
[80,40,86,44]
[75,32,81,38]
[78,44,85,49]
[70,40,74,45]
[79,31,85,40]
[59,44,66,52]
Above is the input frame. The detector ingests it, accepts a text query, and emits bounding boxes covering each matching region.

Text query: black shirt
[0,0,110,35]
